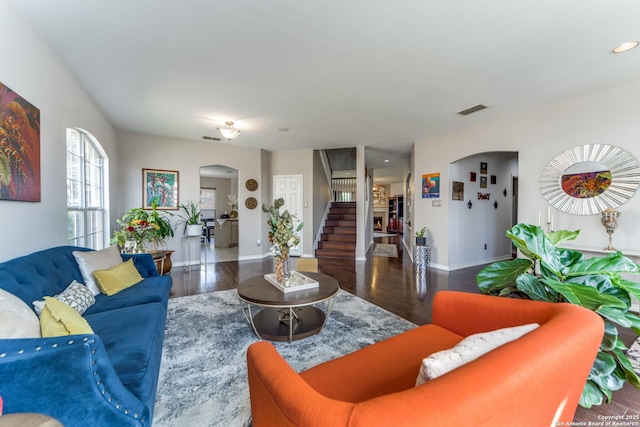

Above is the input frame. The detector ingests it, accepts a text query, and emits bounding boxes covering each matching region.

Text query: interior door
[273,175,303,257]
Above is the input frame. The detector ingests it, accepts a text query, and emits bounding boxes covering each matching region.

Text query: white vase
[186,224,202,236]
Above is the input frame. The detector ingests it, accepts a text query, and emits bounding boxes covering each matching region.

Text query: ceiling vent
[456,104,489,116]
[202,135,221,141]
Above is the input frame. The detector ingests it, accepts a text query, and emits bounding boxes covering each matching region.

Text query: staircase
[316,202,356,259]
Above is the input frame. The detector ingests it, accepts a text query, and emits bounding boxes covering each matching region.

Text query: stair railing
[331,178,356,202]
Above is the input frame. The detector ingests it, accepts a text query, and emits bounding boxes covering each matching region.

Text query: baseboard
[447,255,512,271]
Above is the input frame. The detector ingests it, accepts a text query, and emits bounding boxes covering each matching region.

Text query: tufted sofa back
[0,246,91,307]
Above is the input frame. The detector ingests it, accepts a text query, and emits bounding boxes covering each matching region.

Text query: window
[200,187,216,220]
[67,128,107,249]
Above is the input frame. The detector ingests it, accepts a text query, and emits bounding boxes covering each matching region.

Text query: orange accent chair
[247,290,603,426]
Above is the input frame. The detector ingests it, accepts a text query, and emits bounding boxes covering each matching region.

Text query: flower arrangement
[110,201,174,251]
[112,219,159,252]
[228,194,238,210]
[262,198,302,258]
[262,198,303,282]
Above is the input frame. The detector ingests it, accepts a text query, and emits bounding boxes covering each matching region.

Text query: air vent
[456,104,489,116]
[202,135,221,141]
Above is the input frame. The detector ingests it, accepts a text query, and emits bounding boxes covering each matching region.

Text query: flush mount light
[217,121,241,140]
[612,41,639,54]
[384,159,390,163]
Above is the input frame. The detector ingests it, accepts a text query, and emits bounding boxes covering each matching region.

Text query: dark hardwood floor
[167,234,639,423]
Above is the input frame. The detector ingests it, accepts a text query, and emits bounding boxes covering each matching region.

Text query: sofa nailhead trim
[67,340,74,345]
[17,350,24,354]
[0,353,5,358]
[52,343,58,348]
[35,346,42,351]
[134,414,139,418]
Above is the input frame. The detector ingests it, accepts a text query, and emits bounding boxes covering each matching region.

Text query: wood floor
[167,234,639,423]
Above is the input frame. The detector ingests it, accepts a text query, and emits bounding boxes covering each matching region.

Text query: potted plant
[476,223,640,408]
[176,201,202,236]
[415,226,427,245]
[111,201,174,250]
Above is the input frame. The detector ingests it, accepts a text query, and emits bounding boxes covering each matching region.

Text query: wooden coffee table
[237,272,339,342]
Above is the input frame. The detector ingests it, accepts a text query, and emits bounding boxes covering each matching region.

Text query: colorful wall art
[422,173,440,198]
[143,169,179,209]
[561,170,612,199]
[0,82,41,202]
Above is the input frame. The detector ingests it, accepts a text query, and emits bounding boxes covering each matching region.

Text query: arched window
[67,128,108,249]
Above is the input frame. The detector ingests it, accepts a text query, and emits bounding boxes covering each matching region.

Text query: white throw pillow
[32,280,96,315]
[73,245,123,296]
[416,323,539,386]
[0,288,41,338]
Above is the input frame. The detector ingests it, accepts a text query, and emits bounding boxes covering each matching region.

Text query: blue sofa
[0,246,172,426]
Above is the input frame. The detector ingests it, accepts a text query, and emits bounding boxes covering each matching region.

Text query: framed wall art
[490,175,497,185]
[452,181,464,201]
[143,168,179,210]
[422,173,440,198]
[480,162,488,174]
[480,176,488,188]
[470,172,477,182]
[0,82,41,202]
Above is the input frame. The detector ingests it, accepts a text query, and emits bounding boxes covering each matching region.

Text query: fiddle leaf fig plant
[477,223,640,408]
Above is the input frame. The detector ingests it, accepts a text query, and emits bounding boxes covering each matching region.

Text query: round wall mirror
[540,144,640,215]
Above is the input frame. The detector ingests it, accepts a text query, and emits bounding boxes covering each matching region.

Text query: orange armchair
[247,290,603,426]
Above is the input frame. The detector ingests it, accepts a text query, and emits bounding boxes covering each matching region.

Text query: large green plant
[476,223,640,408]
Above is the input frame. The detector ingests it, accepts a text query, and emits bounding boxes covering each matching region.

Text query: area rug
[372,243,398,257]
[153,289,415,427]
[629,338,640,375]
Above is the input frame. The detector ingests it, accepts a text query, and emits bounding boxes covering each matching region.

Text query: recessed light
[612,41,639,54]
[384,159,390,163]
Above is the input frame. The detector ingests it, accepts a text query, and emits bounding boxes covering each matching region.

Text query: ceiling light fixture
[612,41,639,54]
[217,121,241,140]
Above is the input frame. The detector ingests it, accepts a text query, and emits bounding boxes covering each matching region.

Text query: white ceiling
[9,0,640,181]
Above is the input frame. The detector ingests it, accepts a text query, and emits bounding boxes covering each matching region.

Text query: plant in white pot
[176,201,202,236]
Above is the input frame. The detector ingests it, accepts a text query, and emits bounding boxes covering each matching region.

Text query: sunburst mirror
[540,144,640,215]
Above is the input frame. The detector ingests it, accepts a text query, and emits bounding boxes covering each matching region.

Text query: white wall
[0,1,117,262]
[414,75,640,270]
[116,131,266,264]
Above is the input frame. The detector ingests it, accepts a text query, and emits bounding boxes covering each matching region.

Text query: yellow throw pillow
[93,258,143,296]
[40,297,94,337]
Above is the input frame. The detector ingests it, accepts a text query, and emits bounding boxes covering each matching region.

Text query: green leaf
[612,347,640,389]
[557,247,584,269]
[547,229,580,246]
[616,278,640,302]
[580,380,604,408]
[544,279,627,310]
[515,273,556,302]
[507,224,564,273]
[564,252,640,277]
[596,307,634,328]
[600,321,618,351]
[591,351,618,377]
[476,258,532,293]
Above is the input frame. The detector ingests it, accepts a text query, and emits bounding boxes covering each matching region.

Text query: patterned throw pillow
[415,323,539,386]
[32,280,96,316]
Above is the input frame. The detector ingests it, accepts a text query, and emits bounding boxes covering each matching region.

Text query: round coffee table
[237,272,339,342]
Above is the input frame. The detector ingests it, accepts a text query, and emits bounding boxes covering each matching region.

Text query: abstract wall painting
[143,169,179,210]
[0,82,41,202]
[422,173,440,198]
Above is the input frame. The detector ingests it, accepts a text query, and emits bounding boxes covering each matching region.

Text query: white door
[273,175,303,257]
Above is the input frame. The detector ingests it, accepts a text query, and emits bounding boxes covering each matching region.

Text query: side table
[413,244,431,269]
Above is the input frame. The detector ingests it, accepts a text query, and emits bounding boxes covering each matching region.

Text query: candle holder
[600,208,621,252]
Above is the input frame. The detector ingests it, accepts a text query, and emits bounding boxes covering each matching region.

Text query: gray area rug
[372,243,398,257]
[153,289,415,427]
[629,338,640,375]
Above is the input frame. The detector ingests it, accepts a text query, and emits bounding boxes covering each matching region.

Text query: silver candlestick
[600,208,621,252]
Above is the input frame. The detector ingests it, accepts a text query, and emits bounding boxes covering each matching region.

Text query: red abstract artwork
[561,171,612,199]
[0,82,41,202]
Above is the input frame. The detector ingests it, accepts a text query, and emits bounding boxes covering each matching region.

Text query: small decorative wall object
[503,188,508,197]
[480,162,488,174]
[480,176,488,188]
[470,172,477,182]
[0,82,41,202]
[467,200,473,209]
[245,179,258,191]
[422,173,440,198]
[490,175,497,185]
[245,197,258,209]
[452,181,464,201]
[494,201,498,209]
[478,192,491,200]
[142,169,179,210]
